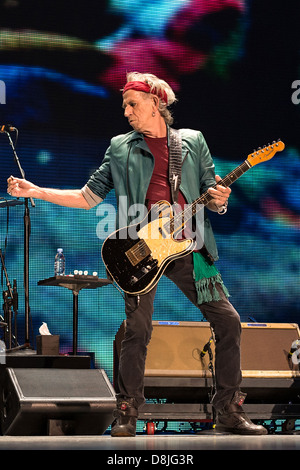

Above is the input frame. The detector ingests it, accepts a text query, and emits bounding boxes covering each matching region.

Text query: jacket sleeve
[84,144,114,201]
[197,132,216,194]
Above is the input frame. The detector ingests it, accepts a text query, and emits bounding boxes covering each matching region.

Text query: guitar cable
[109,279,141,313]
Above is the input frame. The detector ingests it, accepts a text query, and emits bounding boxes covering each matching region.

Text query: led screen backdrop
[0,0,299,379]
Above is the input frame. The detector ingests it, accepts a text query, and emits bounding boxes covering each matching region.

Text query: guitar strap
[168,128,214,266]
[168,128,182,204]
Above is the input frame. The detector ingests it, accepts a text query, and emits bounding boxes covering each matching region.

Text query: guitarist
[7,71,267,437]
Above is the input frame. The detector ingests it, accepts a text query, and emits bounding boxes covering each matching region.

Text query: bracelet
[217,200,228,215]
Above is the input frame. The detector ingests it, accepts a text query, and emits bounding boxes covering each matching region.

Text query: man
[7,71,267,436]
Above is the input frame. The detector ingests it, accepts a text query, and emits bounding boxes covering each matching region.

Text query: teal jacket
[85,126,219,260]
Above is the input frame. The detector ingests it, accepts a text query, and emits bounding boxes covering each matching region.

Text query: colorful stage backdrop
[0,0,299,380]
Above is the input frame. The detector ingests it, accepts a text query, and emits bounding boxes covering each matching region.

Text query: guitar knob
[130,276,138,285]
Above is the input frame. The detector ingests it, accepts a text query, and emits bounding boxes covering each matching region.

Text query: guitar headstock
[247,139,285,167]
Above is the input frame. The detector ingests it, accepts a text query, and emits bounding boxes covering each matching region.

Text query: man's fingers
[214,175,231,194]
[7,176,20,195]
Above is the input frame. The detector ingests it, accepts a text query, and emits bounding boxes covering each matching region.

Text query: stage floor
[0,431,299,451]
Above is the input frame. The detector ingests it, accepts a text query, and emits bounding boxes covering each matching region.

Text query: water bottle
[54,248,65,276]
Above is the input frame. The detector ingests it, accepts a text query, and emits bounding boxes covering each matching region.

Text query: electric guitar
[101,140,285,295]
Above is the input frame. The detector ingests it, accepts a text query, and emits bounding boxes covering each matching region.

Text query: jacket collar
[127,125,172,149]
[127,126,188,163]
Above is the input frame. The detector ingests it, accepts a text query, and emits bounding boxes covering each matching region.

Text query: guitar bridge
[125,239,151,266]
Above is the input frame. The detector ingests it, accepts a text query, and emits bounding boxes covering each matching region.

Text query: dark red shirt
[145,135,186,209]
[144,135,194,241]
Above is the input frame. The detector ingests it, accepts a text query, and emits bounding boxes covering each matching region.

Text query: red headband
[122,80,168,105]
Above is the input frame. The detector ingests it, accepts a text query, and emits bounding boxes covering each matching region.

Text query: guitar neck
[196,159,252,207]
[172,159,252,231]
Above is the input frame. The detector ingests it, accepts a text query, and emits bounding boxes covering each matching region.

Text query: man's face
[122,90,155,134]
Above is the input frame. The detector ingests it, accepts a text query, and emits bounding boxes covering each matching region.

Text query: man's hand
[7,176,36,198]
[207,175,231,212]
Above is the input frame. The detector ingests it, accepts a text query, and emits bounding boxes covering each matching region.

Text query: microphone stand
[200,335,216,425]
[0,249,19,350]
[5,130,35,351]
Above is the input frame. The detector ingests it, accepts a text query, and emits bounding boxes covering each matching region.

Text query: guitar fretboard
[167,159,252,234]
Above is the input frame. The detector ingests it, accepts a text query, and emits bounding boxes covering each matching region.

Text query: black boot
[215,391,268,435]
[111,397,138,437]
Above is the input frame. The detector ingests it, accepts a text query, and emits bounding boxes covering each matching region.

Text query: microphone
[200,337,213,357]
[288,339,300,358]
[0,199,24,208]
[0,124,16,133]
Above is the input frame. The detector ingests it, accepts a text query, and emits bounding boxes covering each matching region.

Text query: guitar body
[101,201,195,294]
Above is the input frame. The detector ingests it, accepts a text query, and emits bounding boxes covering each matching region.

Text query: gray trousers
[117,253,242,411]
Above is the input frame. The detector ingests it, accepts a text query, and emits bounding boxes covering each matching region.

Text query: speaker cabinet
[115,321,300,379]
[240,322,300,376]
[0,368,116,436]
[114,321,300,407]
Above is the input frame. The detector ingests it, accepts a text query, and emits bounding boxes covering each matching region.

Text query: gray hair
[125,71,177,125]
